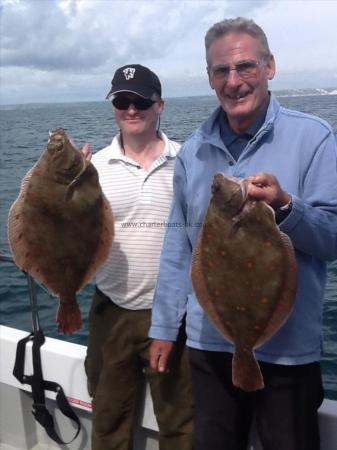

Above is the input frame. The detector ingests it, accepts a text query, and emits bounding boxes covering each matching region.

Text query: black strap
[0,257,82,445]
[13,328,81,445]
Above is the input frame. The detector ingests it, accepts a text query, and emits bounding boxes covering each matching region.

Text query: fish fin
[232,348,264,391]
[8,169,35,268]
[279,231,298,306]
[80,197,114,286]
[56,298,82,334]
[191,234,234,343]
[254,231,297,349]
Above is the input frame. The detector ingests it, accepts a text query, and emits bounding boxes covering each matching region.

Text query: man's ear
[208,72,215,90]
[266,54,276,81]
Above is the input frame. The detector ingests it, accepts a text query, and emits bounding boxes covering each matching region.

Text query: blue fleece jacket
[149,94,337,364]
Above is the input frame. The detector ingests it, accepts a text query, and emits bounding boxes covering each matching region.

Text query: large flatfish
[8,129,114,334]
[191,173,297,391]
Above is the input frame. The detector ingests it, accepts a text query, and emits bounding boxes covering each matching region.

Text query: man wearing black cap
[85,64,193,450]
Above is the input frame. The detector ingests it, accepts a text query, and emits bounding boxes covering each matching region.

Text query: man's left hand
[247,172,290,210]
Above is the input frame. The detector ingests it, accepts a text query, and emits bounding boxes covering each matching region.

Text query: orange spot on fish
[28,191,39,202]
[264,240,272,247]
[260,297,269,304]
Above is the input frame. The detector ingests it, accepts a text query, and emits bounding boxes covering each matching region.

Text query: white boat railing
[0,324,160,450]
[1,323,337,450]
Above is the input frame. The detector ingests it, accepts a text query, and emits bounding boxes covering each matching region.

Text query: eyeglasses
[112,96,156,110]
[208,60,263,81]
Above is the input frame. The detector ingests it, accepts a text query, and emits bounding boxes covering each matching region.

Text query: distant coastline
[275,87,337,97]
[0,87,337,109]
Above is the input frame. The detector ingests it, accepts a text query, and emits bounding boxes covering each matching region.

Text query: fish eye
[52,141,64,152]
[48,136,64,153]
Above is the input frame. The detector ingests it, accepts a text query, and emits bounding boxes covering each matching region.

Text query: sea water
[0,94,336,399]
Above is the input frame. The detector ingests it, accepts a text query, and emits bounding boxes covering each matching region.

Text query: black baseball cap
[106,64,162,99]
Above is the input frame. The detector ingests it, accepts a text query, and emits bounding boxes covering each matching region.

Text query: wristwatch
[275,197,292,224]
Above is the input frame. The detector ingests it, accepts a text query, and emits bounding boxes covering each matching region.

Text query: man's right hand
[149,339,174,374]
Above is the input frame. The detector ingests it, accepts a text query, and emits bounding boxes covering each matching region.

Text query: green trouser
[85,289,194,450]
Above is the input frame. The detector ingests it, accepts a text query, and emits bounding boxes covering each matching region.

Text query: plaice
[191,173,297,391]
[8,129,114,334]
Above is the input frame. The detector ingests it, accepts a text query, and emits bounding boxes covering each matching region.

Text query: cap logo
[123,67,136,80]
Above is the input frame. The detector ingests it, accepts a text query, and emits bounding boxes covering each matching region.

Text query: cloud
[1,0,214,71]
[0,0,336,104]
[1,0,273,72]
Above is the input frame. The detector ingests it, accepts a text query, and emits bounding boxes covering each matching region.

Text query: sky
[0,0,337,105]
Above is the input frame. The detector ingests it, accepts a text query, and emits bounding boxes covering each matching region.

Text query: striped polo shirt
[91,131,180,310]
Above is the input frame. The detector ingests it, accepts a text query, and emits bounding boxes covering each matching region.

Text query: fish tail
[56,296,82,334]
[232,348,264,391]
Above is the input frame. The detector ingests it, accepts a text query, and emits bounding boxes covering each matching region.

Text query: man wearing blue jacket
[149,17,337,450]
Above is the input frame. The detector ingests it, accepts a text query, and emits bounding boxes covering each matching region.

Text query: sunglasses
[112,96,156,110]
